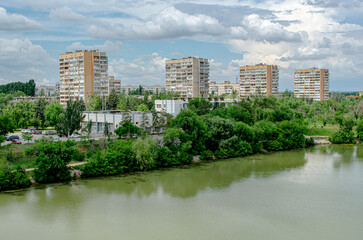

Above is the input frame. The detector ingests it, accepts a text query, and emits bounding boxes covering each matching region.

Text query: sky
[0,0,362,91]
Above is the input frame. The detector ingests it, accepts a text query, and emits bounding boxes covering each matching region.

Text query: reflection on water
[0,145,363,240]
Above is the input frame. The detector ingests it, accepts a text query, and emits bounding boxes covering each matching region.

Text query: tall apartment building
[59,50,108,105]
[294,68,329,101]
[239,64,279,97]
[107,76,121,95]
[209,81,240,97]
[165,57,209,98]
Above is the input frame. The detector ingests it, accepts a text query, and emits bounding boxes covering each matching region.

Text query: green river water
[1,144,363,240]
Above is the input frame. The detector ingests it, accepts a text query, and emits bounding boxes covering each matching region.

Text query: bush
[132,136,157,171]
[0,160,31,191]
[200,150,214,160]
[83,140,136,177]
[33,140,79,183]
[214,136,253,159]
[329,130,355,144]
[357,120,363,142]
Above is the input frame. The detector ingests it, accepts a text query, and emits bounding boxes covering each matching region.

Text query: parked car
[21,129,31,133]
[7,135,20,141]
[34,130,42,135]
[48,131,56,135]
[70,133,81,138]
[11,139,22,144]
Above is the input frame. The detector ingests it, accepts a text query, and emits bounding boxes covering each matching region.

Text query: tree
[357,120,363,142]
[137,103,150,112]
[115,120,141,139]
[5,101,35,129]
[22,132,33,143]
[187,98,213,115]
[44,102,65,127]
[0,79,35,96]
[35,98,48,128]
[56,99,86,138]
[82,120,93,141]
[106,89,119,110]
[104,121,109,139]
[86,95,101,111]
[33,140,79,183]
[132,136,157,170]
[0,115,15,136]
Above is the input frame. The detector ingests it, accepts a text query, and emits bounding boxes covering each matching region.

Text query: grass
[305,124,339,137]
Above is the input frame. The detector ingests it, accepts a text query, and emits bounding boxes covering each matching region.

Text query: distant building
[35,85,56,97]
[107,76,121,95]
[154,100,186,115]
[294,68,329,101]
[10,96,57,104]
[360,92,363,97]
[59,50,123,106]
[165,57,209,98]
[82,110,164,133]
[209,81,240,98]
[239,64,279,98]
[120,85,167,95]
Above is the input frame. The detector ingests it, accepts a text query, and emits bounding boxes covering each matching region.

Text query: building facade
[59,50,108,105]
[239,64,279,98]
[294,68,329,101]
[107,76,121,95]
[154,100,186,115]
[209,81,240,98]
[35,85,56,97]
[165,57,209,98]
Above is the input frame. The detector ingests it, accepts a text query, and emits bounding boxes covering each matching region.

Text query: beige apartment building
[209,81,240,98]
[59,50,108,105]
[239,64,279,97]
[294,68,329,101]
[107,76,121,95]
[165,57,209,98]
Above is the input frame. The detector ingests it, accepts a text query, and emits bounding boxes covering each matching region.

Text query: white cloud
[49,7,87,22]
[108,53,167,86]
[0,38,57,85]
[66,41,123,53]
[0,7,43,31]
[87,6,225,40]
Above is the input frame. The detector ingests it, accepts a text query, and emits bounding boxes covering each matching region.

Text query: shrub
[33,140,79,183]
[200,150,214,160]
[0,160,31,191]
[329,130,355,144]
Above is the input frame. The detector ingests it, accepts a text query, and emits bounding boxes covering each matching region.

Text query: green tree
[104,121,109,139]
[106,89,119,110]
[5,101,35,129]
[187,98,213,115]
[35,98,48,128]
[44,102,64,127]
[0,115,15,136]
[137,103,150,112]
[86,95,101,111]
[115,120,140,139]
[33,140,79,183]
[82,120,93,141]
[357,120,363,142]
[0,161,31,192]
[132,136,157,170]
[56,99,86,138]
[22,132,33,143]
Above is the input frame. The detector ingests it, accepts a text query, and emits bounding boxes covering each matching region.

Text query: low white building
[82,110,164,134]
[154,100,186,115]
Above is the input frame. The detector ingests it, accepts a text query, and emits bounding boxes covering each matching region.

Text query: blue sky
[0,0,362,91]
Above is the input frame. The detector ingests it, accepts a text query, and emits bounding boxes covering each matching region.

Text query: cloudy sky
[0,0,362,91]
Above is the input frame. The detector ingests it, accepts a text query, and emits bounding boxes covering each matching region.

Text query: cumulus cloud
[108,53,167,86]
[66,41,123,53]
[87,7,225,40]
[0,7,43,31]
[49,6,87,22]
[0,38,57,84]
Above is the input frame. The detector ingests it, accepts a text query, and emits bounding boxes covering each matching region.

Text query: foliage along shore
[2,94,363,192]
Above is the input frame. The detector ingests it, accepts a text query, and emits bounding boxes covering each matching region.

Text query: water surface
[1,145,363,240]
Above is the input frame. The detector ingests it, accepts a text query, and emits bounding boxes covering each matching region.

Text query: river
[1,145,363,240]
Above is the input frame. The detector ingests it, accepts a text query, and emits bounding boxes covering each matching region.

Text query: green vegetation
[0,158,31,191]
[0,80,35,96]
[1,93,363,192]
